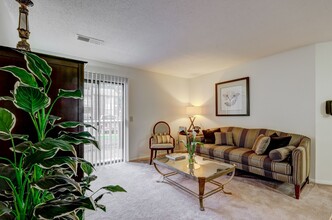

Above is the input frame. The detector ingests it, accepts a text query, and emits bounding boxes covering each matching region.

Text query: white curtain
[84,71,128,166]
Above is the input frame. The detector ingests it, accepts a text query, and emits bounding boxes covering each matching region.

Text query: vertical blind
[84,71,128,166]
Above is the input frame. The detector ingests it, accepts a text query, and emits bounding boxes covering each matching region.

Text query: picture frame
[215,77,250,116]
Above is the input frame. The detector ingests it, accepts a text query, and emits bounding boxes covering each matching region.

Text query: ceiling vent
[77,34,104,45]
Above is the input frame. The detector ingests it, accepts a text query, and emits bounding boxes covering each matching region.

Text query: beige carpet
[85,162,332,220]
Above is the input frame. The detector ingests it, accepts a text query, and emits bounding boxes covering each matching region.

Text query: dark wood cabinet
[0,46,85,160]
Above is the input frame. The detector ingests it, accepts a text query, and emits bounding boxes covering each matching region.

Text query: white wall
[189,46,316,179]
[0,1,20,48]
[86,61,189,161]
[315,42,332,185]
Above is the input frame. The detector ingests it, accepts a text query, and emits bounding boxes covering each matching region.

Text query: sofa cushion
[269,145,296,162]
[202,128,220,143]
[252,134,271,155]
[214,132,234,146]
[264,134,292,154]
[196,144,292,175]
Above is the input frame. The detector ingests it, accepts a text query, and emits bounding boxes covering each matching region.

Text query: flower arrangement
[180,130,203,166]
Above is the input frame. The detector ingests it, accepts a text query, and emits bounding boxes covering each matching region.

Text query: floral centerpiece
[180,130,203,168]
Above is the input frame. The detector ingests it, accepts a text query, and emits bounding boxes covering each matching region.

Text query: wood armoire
[0,45,85,162]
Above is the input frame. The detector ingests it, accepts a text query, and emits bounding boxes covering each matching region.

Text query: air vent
[76,34,104,45]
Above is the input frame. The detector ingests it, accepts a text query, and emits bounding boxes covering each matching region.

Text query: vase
[188,153,195,166]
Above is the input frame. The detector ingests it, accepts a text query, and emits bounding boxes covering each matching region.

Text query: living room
[0,0,332,219]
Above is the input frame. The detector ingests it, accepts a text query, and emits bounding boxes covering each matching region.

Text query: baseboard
[310,178,332,185]
[129,155,149,162]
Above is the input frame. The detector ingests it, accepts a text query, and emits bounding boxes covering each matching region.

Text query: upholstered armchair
[149,121,175,165]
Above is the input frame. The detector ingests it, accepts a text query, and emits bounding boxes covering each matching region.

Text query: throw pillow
[252,134,271,155]
[214,132,234,146]
[154,134,171,144]
[202,128,220,143]
[264,133,292,155]
[269,145,296,162]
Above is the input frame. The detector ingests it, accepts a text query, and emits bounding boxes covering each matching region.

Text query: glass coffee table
[153,154,236,211]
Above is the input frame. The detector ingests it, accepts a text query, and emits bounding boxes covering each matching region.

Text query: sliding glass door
[84,72,128,166]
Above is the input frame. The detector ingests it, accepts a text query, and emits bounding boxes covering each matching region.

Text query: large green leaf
[13,84,50,114]
[48,115,61,126]
[33,138,77,156]
[54,121,96,130]
[0,132,28,141]
[54,212,79,220]
[25,55,48,87]
[39,156,78,175]
[10,141,33,153]
[0,163,17,191]
[0,96,13,102]
[102,185,126,193]
[60,131,94,139]
[32,175,81,193]
[50,185,82,198]
[0,66,38,88]
[95,203,106,212]
[24,149,58,168]
[94,192,111,204]
[0,108,15,134]
[24,52,52,76]
[79,159,94,176]
[34,197,95,219]
[81,175,97,185]
[58,131,99,150]
[0,202,11,217]
[58,89,82,99]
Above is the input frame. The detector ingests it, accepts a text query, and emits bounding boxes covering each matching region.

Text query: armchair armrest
[149,136,155,148]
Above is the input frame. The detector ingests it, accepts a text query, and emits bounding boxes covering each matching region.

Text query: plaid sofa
[196,127,310,199]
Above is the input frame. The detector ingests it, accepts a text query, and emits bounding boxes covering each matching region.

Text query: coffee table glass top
[153,153,235,180]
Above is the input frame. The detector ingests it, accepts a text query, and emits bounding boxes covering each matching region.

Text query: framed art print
[215,77,250,116]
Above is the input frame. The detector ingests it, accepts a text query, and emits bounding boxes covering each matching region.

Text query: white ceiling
[3,0,332,78]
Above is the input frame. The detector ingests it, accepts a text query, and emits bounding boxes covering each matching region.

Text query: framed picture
[215,77,250,116]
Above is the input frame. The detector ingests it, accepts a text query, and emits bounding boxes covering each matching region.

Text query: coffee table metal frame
[153,156,236,211]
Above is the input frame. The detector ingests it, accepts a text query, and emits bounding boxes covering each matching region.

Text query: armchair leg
[149,150,153,165]
[154,150,157,158]
[171,148,174,153]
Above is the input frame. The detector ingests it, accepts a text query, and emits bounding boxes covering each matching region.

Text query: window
[84,72,128,166]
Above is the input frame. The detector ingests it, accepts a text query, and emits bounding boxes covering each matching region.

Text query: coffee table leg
[198,178,205,211]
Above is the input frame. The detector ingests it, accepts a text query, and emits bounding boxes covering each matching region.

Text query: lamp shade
[186,106,201,116]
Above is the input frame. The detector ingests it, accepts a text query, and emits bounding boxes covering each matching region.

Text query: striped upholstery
[196,127,310,186]
[196,144,292,175]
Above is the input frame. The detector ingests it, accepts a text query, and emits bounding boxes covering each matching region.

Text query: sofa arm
[292,137,310,185]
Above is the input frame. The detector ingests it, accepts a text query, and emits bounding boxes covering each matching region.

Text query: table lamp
[186,106,201,131]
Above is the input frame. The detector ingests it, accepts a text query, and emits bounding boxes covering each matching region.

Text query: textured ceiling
[2,0,332,78]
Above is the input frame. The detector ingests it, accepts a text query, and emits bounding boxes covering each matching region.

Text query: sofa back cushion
[214,132,234,146]
[219,127,305,149]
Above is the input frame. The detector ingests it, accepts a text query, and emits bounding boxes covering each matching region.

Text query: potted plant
[0,51,125,219]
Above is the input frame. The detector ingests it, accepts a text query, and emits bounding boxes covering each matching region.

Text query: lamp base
[17,39,31,51]
[188,116,196,131]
